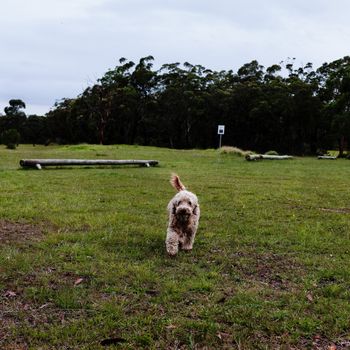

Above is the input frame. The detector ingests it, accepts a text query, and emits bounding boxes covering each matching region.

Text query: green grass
[1,144,350,349]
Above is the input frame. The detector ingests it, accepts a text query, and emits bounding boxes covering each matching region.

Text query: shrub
[6,143,17,150]
[265,150,279,155]
[1,129,20,149]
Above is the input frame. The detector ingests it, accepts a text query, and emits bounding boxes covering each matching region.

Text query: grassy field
[0,144,350,349]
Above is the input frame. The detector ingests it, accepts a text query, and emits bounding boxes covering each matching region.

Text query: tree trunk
[338,135,347,158]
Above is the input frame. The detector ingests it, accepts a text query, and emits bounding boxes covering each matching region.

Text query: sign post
[217,125,225,148]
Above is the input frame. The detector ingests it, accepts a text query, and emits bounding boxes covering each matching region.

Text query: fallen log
[246,154,293,161]
[20,159,159,169]
[317,155,337,160]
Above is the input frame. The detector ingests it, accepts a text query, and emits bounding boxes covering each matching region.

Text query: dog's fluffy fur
[166,174,200,256]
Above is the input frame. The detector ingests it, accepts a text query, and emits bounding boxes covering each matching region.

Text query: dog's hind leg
[166,228,179,256]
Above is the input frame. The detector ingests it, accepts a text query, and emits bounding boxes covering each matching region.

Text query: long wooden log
[20,159,158,169]
[246,154,293,161]
[317,156,337,160]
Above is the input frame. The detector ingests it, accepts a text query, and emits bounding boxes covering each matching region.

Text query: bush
[1,129,20,149]
[6,143,17,150]
[265,150,279,155]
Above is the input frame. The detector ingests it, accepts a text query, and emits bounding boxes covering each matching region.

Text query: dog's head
[170,190,199,223]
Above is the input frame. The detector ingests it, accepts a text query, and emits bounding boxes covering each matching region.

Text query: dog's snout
[177,207,191,216]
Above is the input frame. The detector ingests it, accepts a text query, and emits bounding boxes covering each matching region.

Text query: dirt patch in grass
[0,220,49,245]
[1,268,94,349]
[297,334,350,350]
[285,202,350,215]
[0,295,89,349]
[320,207,350,214]
[0,234,92,349]
[231,251,305,290]
[249,333,350,350]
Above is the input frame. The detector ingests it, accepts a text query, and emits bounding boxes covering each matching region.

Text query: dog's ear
[193,205,198,215]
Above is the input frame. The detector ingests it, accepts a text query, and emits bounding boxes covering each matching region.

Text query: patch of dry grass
[219,146,254,157]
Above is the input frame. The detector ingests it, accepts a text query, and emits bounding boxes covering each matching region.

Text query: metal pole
[219,134,222,149]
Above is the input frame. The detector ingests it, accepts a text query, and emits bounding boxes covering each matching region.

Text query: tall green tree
[43,55,350,154]
[0,99,27,135]
[317,56,350,156]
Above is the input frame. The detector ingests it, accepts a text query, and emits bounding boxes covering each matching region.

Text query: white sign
[218,125,225,135]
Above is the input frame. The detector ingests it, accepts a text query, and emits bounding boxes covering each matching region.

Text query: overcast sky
[1,0,349,115]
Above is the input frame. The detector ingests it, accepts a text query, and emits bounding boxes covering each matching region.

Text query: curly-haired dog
[166,174,200,256]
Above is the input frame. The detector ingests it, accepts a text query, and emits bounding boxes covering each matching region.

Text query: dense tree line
[1,55,350,155]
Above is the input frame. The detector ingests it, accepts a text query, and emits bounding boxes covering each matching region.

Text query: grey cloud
[1,0,350,115]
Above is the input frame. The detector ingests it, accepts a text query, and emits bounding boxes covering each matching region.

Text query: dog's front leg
[182,232,195,251]
[166,228,179,256]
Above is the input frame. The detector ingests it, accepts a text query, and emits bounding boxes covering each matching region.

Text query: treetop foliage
[1,55,350,155]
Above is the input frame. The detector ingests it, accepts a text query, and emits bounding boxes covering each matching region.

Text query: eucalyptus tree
[4,99,26,115]
[157,62,216,148]
[22,115,48,145]
[221,60,267,151]
[88,56,158,145]
[129,55,158,145]
[280,62,323,154]
[81,84,111,144]
[317,56,350,156]
[46,98,77,143]
[0,99,27,137]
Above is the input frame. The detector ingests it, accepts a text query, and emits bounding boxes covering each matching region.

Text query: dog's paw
[167,251,177,258]
[182,248,192,253]
[166,239,178,257]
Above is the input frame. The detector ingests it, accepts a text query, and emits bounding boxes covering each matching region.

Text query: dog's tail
[170,173,186,191]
